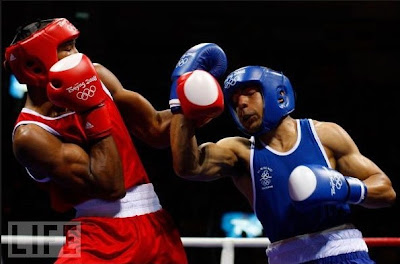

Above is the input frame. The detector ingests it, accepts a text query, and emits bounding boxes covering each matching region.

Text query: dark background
[1,1,400,263]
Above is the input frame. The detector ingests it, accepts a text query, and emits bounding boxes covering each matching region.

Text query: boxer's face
[232,85,263,133]
[57,38,79,60]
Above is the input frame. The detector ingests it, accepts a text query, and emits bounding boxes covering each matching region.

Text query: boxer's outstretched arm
[169,43,235,180]
[94,63,172,149]
[170,113,239,181]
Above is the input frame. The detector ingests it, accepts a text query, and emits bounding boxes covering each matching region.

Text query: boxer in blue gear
[170,64,396,264]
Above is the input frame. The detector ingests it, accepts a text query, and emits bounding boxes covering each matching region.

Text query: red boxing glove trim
[80,104,112,141]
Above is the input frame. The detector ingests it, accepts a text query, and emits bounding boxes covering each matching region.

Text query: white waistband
[74,183,162,218]
[266,225,368,264]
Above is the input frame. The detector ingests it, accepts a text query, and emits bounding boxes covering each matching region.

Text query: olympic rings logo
[177,55,189,67]
[329,172,343,195]
[76,85,96,100]
[224,74,237,89]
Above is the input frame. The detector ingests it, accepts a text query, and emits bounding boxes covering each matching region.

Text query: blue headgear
[223,66,295,136]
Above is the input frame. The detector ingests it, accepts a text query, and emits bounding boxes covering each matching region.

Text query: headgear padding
[5,18,80,87]
[223,66,295,136]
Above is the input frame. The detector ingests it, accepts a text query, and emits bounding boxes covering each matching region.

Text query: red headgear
[4,18,80,87]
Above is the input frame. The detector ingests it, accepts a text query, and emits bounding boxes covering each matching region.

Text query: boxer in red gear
[5,18,187,264]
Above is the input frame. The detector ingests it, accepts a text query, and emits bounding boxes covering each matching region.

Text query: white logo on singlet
[258,166,273,190]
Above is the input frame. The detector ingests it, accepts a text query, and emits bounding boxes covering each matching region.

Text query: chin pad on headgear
[4,18,80,87]
[223,66,295,136]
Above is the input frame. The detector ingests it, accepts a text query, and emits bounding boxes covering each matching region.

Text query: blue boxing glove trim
[169,79,182,113]
[169,99,181,113]
[345,176,367,204]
